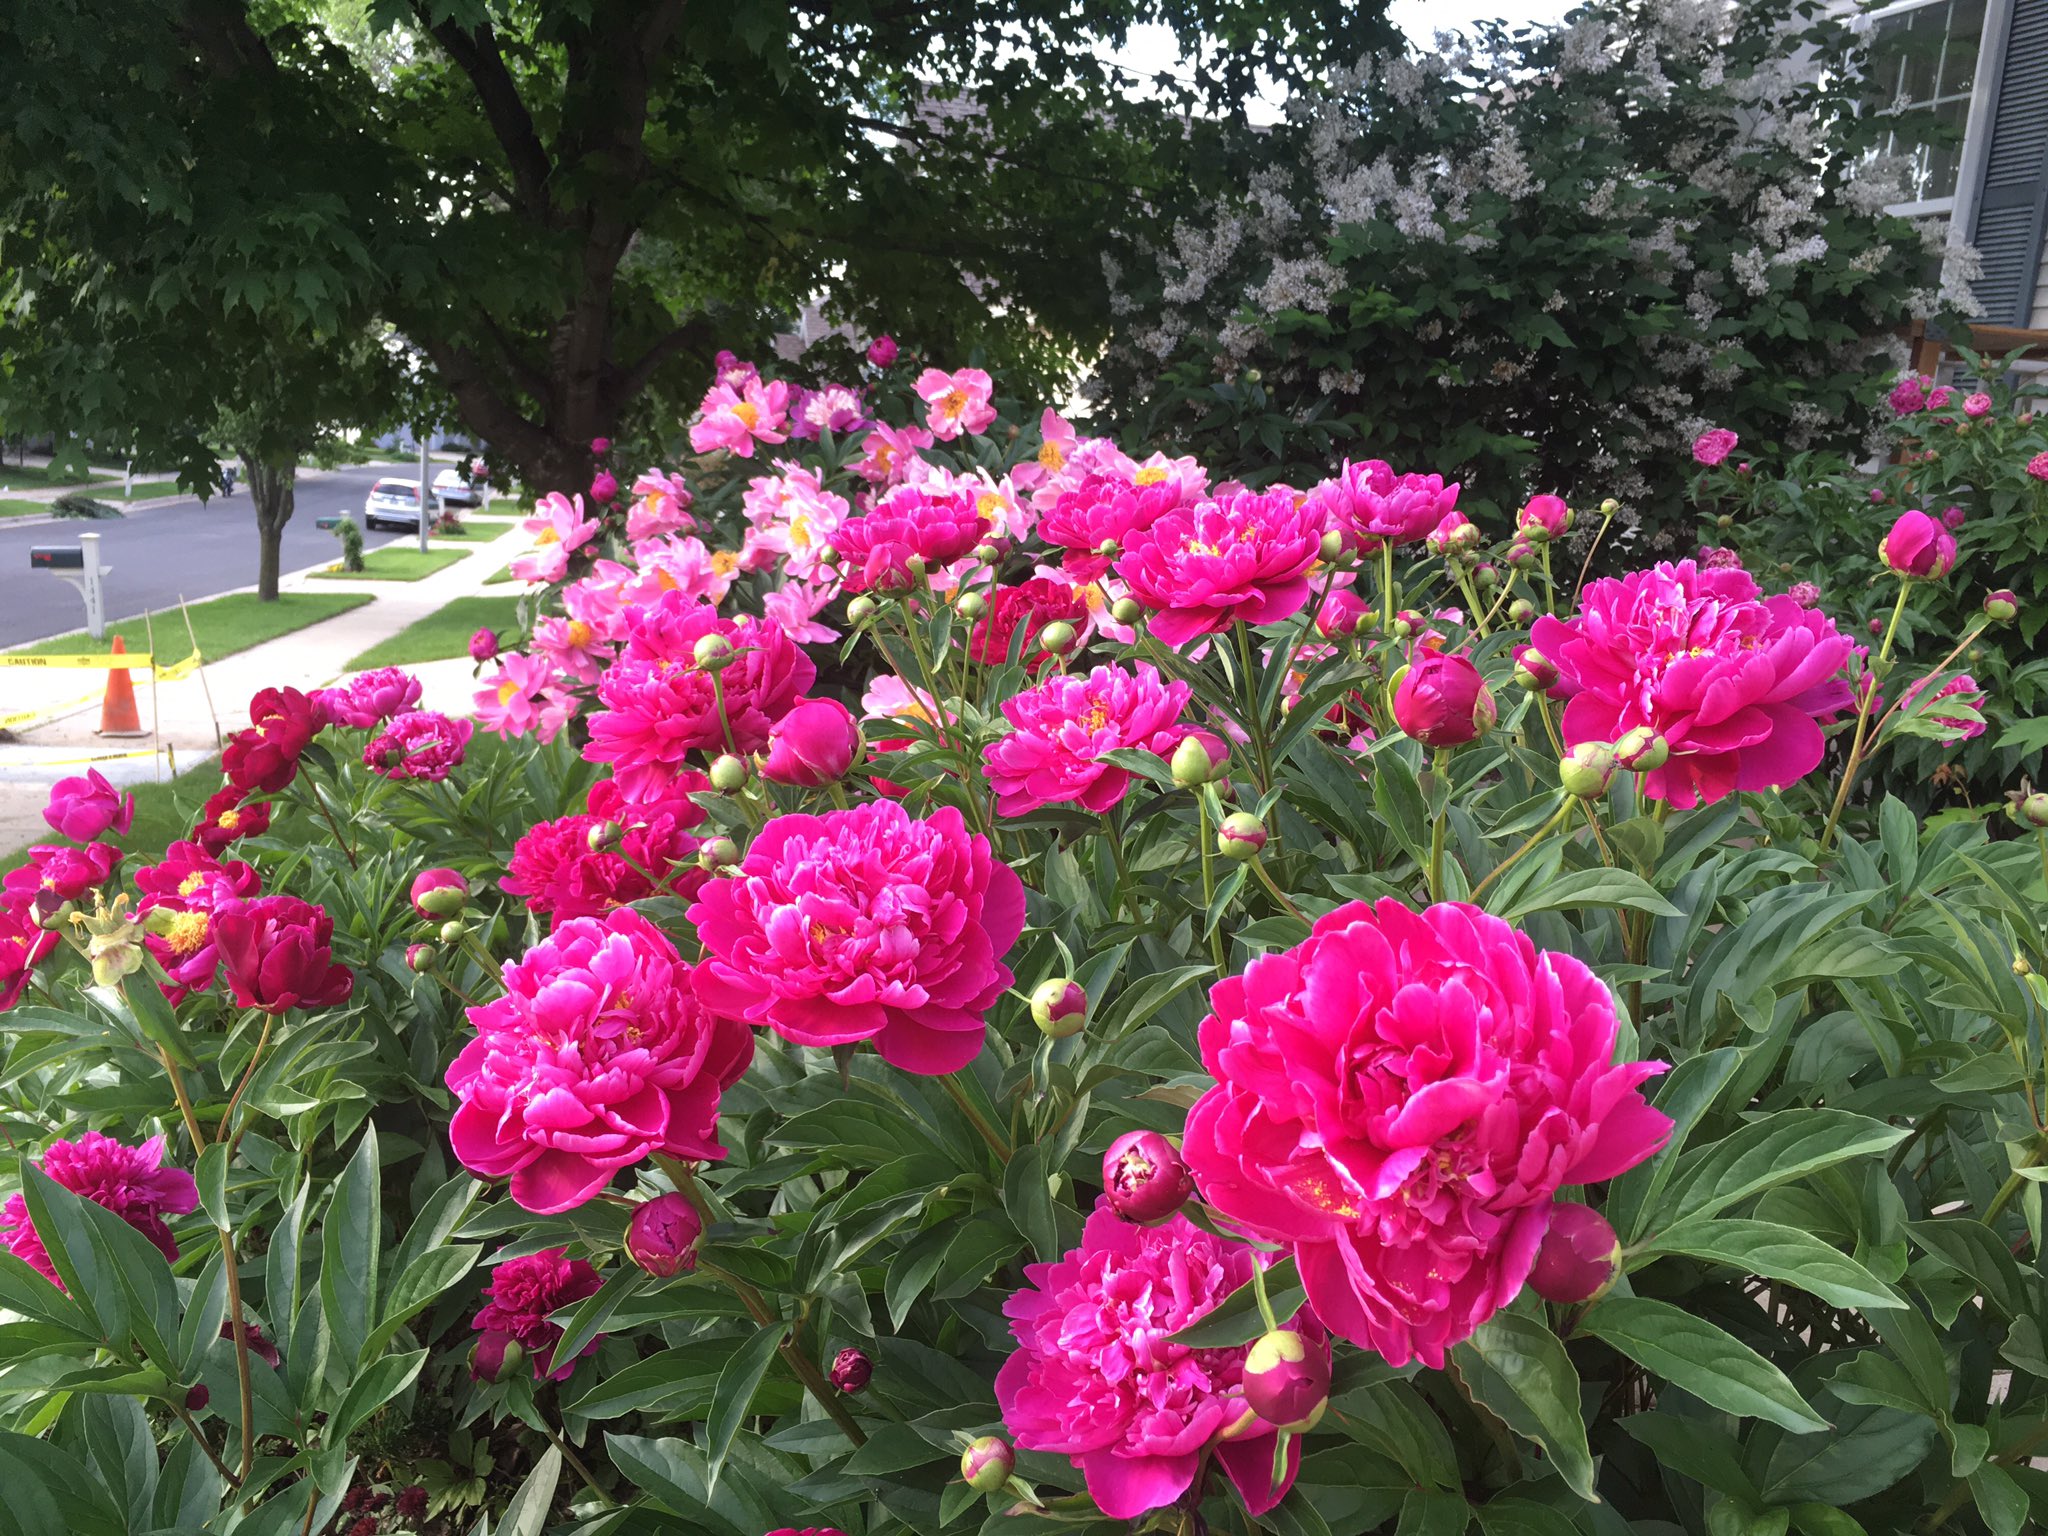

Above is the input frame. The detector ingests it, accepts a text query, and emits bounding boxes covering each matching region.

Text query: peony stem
[1197,799,1227,972]
[1818,580,1911,855]
[1248,857,1307,925]
[1232,620,1275,795]
[221,1225,257,1481]
[1533,693,1566,761]
[941,1072,1013,1164]
[1470,800,1574,904]
[539,1415,614,1506]
[169,1400,240,1489]
[1379,541,1396,637]
[1572,504,1618,598]
[215,1010,275,1142]
[1426,749,1451,902]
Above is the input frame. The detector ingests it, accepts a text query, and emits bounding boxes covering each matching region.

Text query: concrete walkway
[0,511,535,852]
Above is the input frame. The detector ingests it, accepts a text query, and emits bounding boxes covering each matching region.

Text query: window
[1867,0,1988,208]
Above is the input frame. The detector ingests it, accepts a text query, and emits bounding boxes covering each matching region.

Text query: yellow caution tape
[154,652,203,681]
[0,691,103,732]
[0,747,168,768]
[0,652,154,670]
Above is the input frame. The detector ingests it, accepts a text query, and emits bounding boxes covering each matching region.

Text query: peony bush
[3,343,2048,1536]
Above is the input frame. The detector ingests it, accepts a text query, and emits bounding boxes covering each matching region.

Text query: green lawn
[0,462,101,491]
[483,561,516,585]
[347,594,520,669]
[0,499,50,518]
[309,545,470,582]
[11,591,374,665]
[101,480,184,502]
[430,521,511,543]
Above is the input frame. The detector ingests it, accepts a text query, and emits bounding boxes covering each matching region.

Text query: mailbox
[31,547,84,570]
[315,515,342,530]
[31,533,111,637]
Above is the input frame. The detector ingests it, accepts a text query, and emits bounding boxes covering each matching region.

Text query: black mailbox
[31,547,83,570]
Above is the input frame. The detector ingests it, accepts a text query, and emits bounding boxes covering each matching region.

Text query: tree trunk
[243,453,296,602]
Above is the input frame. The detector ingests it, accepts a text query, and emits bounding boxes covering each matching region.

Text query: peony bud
[469,628,500,663]
[1613,727,1670,772]
[1878,510,1957,579]
[590,437,612,455]
[905,554,928,580]
[1599,498,1619,517]
[1217,811,1267,861]
[1170,735,1217,787]
[587,820,623,854]
[627,1191,702,1277]
[470,1331,526,1384]
[410,867,469,919]
[1560,741,1618,799]
[2014,957,2032,977]
[1392,652,1497,748]
[1516,493,1572,542]
[955,590,987,619]
[1507,599,1536,626]
[1102,1129,1194,1224]
[1319,528,1346,562]
[830,1347,872,1394]
[1471,561,1499,590]
[973,543,1001,564]
[761,698,862,788]
[1527,1202,1622,1304]
[1110,597,1143,626]
[709,754,750,792]
[1037,619,1078,656]
[590,471,619,505]
[405,943,435,972]
[846,595,878,625]
[866,334,898,367]
[693,634,733,666]
[960,1436,1014,1492]
[2019,792,2048,829]
[185,1384,210,1412]
[1504,538,1538,570]
[1985,589,2019,623]
[1242,1329,1331,1433]
[1031,977,1088,1038]
[699,836,741,870]
[438,919,467,945]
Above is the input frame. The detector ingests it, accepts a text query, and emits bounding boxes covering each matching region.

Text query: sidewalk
[0,515,533,851]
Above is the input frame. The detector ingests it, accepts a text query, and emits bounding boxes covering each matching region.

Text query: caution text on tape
[0,651,155,670]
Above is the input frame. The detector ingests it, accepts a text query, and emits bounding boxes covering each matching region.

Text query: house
[1866,0,2048,333]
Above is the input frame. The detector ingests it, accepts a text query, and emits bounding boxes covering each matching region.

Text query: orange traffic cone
[98,634,146,737]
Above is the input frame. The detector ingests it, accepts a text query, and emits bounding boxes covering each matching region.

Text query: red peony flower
[1,1132,199,1287]
[1183,899,1670,1367]
[448,907,752,1213]
[470,1248,605,1380]
[221,687,323,794]
[1529,559,1854,808]
[191,787,272,854]
[968,579,1090,668]
[690,801,1025,1075]
[212,895,354,1014]
[1116,488,1325,645]
[995,1200,1326,1519]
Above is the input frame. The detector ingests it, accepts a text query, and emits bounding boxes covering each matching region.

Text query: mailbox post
[30,533,111,638]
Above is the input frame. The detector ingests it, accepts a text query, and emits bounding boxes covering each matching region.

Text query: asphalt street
[0,462,464,648]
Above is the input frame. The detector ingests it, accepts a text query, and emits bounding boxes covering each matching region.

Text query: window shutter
[1968,0,2048,324]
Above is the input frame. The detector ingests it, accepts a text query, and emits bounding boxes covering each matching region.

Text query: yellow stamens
[733,402,760,430]
[178,872,207,897]
[1133,466,1169,486]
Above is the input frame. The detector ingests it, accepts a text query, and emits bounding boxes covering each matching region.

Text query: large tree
[0,0,1391,498]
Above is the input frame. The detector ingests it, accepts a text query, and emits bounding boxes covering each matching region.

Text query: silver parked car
[363,477,441,531]
[433,467,481,508]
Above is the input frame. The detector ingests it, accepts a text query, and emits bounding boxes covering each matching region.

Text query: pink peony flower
[1116,488,1326,646]
[689,376,791,459]
[474,652,580,745]
[469,628,501,664]
[134,841,260,1002]
[969,579,1088,669]
[627,470,696,544]
[1529,560,1854,808]
[790,383,870,440]
[1692,428,1739,467]
[1889,374,1931,417]
[1786,580,1821,607]
[3,840,122,912]
[316,667,423,730]
[364,712,472,782]
[1310,460,1459,551]
[448,908,752,1213]
[914,366,997,440]
[0,904,57,1012]
[502,780,708,927]
[1392,651,1496,747]
[1,1132,200,1287]
[995,1200,1326,1519]
[760,698,862,787]
[43,768,135,843]
[2028,451,2048,483]
[583,594,816,800]
[1899,672,1987,740]
[510,493,600,585]
[1879,510,1957,578]
[1040,473,1190,579]
[833,484,988,593]
[1183,899,1670,1367]
[866,334,898,367]
[1516,494,1571,540]
[690,802,1025,1075]
[984,663,1194,817]
[590,470,619,505]
[761,580,840,645]
[854,421,934,486]
[531,614,611,688]
[470,1248,605,1380]
[1962,392,1992,418]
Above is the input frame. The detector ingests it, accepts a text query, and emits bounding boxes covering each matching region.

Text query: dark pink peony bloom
[222,688,323,794]
[1692,428,1739,467]
[1516,494,1571,540]
[448,908,752,1213]
[213,895,354,1014]
[0,904,57,1012]
[866,334,898,367]
[1040,473,1193,579]
[1309,460,1459,551]
[1889,374,1931,416]
[760,698,862,788]
[501,780,708,927]
[1183,899,1671,1368]
[43,768,135,843]
[136,841,262,1003]
[1963,392,1992,418]
[469,628,501,663]
[1,1132,199,1287]
[470,1248,605,1380]
[834,483,988,593]
[1116,488,1326,646]
[1528,559,1854,808]
[690,801,1025,1075]
[191,787,271,854]
[3,841,122,911]
[364,711,472,782]
[318,667,423,729]
[584,593,816,800]
[1879,510,1957,578]
[995,1200,1326,1520]
[983,662,1194,816]
[134,840,260,906]
[1392,651,1496,748]
[968,579,1089,669]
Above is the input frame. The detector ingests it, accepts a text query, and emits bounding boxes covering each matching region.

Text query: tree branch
[603,316,717,412]
[417,9,556,224]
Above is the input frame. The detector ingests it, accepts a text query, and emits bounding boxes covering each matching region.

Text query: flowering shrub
[3,345,2048,1536]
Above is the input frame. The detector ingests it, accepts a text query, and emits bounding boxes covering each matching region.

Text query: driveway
[0,463,496,648]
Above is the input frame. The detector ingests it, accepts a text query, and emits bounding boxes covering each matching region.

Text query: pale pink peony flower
[854,421,934,486]
[2,1132,200,1287]
[474,652,580,744]
[1309,460,1459,551]
[1183,899,1671,1368]
[531,614,611,688]
[689,802,1025,1075]
[1011,407,1080,493]
[1692,428,1739,466]
[471,1248,606,1380]
[740,465,848,580]
[448,907,753,1213]
[995,1200,1326,1519]
[984,663,1195,816]
[583,593,816,800]
[1116,488,1326,645]
[761,580,840,645]
[914,366,997,440]
[632,535,739,606]
[688,376,791,459]
[1529,560,1854,808]
[511,493,600,585]
[626,470,695,544]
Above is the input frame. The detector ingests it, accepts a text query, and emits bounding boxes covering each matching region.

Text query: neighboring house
[1863,0,2048,329]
